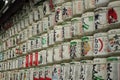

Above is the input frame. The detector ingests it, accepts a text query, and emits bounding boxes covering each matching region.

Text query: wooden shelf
[1,52,120,72]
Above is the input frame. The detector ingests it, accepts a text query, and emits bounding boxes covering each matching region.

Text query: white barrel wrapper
[94,33,108,56]
[68,62,80,80]
[71,17,83,36]
[42,17,49,32]
[55,6,63,23]
[80,60,93,80]
[38,6,44,20]
[95,0,110,7]
[84,0,95,10]
[95,7,108,30]
[39,50,47,65]
[82,12,95,33]
[107,57,120,80]
[35,36,42,50]
[39,67,45,80]
[33,8,39,22]
[54,25,64,42]
[41,33,48,48]
[33,68,39,79]
[53,45,63,61]
[29,12,34,25]
[31,39,35,51]
[72,0,84,15]
[60,63,70,80]
[36,21,43,35]
[63,22,72,39]
[52,65,61,80]
[23,29,28,41]
[48,12,55,28]
[93,58,107,80]
[21,42,27,54]
[45,66,52,80]
[48,30,55,45]
[70,39,81,59]
[24,16,29,28]
[17,22,21,32]
[53,0,64,4]
[108,29,120,52]
[46,48,54,63]
[62,2,73,20]
[107,1,120,24]
[62,42,70,60]
[32,23,37,36]
[27,26,32,38]
[20,19,25,29]
[43,1,51,16]
[27,40,31,51]
[81,36,93,56]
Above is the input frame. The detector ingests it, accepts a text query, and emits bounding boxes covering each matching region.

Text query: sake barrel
[71,17,83,36]
[107,1,120,24]
[93,58,107,80]
[94,33,108,56]
[95,7,108,30]
[80,60,93,80]
[72,0,84,15]
[108,29,120,52]
[81,36,93,56]
[107,57,120,80]
[70,39,81,59]
[82,12,95,33]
